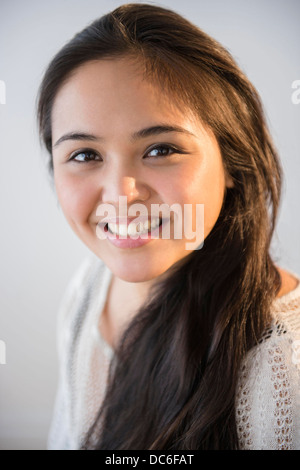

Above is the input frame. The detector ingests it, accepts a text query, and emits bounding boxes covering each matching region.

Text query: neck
[100,273,160,350]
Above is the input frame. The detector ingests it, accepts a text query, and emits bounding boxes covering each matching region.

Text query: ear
[225,172,234,188]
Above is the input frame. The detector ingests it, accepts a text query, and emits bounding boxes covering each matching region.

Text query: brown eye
[70,150,102,163]
[144,145,177,159]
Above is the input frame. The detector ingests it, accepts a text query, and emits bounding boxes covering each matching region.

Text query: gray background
[0,0,299,450]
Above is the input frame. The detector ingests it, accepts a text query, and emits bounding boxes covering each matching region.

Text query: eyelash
[144,144,181,159]
[69,149,101,163]
[68,144,183,163]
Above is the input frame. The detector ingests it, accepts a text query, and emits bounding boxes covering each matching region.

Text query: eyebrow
[53,125,196,148]
[53,132,100,148]
[131,125,196,140]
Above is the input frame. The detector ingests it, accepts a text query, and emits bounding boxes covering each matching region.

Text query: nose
[101,166,151,208]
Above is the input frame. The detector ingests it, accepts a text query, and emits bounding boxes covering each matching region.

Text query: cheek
[195,169,226,235]
[54,171,96,225]
[169,161,226,235]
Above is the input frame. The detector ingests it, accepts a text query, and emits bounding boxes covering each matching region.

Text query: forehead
[51,58,201,139]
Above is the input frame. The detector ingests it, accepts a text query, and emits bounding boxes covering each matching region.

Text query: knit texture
[48,255,300,450]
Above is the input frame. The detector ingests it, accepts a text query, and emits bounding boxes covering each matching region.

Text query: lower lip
[98,220,169,249]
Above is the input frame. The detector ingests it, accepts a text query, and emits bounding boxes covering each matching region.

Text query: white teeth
[107,218,161,236]
[107,222,118,234]
[118,224,128,237]
[151,218,159,228]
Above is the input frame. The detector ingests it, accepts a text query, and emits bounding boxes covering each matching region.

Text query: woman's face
[51,58,232,282]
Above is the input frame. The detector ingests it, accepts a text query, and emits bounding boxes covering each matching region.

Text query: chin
[92,241,186,283]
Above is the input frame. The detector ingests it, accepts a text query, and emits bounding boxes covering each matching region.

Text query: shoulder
[271,268,300,338]
[275,266,300,299]
[57,255,102,321]
[248,268,300,384]
[56,254,107,356]
[236,273,300,449]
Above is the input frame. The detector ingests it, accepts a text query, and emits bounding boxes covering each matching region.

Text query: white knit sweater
[48,255,300,450]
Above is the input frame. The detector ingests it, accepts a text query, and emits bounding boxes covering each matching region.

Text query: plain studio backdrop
[0,0,299,450]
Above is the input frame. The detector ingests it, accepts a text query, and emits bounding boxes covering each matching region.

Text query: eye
[69,149,102,163]
[144,144,179,159]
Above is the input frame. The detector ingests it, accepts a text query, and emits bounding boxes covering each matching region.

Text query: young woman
[37,4,300,450]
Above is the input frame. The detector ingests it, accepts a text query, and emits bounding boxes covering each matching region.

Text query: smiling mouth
[104,217,163,237]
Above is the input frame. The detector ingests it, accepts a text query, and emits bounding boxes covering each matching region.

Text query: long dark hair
[37,4,282,449]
